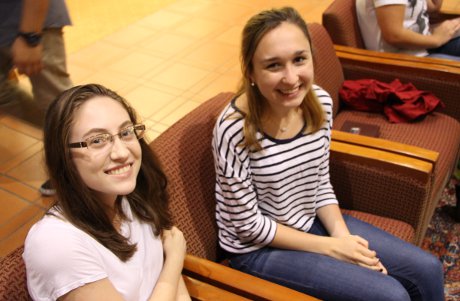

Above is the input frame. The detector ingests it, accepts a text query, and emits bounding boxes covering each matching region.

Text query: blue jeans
[228,215,444,301]
[427,37,460,61]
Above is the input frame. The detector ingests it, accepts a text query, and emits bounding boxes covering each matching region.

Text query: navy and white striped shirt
[212,85,338,254]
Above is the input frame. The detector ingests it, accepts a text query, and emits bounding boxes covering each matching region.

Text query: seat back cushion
[308,23,344,117]
[150,92,234,261]
[322,0,365,48]
[0,246,32,301]
[341,209,415,242]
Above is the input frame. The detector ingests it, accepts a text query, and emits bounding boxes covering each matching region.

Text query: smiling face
[250,21,314,113]
[69,96,142,205]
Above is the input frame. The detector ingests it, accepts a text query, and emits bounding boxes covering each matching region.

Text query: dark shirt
[0,0,71,47]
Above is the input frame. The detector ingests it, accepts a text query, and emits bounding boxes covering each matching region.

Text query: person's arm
[59,279,125,301]
[316,203,350,238]
[59,261,190,301]
[11,0,49,75]
[376,4,460,49]
[318,205,388,274]
[148,226,189,301]
[60,227,188,301]
[59,258,189,301]
[213,114,278,249]
[176,277,191,301]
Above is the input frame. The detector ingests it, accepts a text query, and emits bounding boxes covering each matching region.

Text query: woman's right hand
[162,226,187,262]
[328,235,387,274]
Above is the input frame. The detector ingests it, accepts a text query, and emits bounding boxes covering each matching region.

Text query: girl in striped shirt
[212,7,444,301]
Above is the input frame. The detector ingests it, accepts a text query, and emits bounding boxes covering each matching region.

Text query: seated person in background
[212,6,445,301]
[356,0,460,61]
[23,84,190,301]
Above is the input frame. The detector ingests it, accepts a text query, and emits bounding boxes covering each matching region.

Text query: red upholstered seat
[0,246,32,301]
[322,0,460,122]
[309,23,460,245]
[322,0,365,49]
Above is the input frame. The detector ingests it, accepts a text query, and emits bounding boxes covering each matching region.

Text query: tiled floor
[0,0,334,258]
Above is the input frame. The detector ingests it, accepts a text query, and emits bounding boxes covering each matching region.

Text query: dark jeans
[428,36,460,61]
[228,215,444,301]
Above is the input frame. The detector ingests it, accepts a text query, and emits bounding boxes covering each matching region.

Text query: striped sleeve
[212,109,277,253]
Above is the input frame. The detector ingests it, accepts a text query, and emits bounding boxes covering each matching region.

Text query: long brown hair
[43,84,172,261]
[238,7,325,150]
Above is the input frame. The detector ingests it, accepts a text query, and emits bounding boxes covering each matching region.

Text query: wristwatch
[17,31,42,47]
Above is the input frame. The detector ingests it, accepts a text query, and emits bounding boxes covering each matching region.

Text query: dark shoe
[39,180,56,196]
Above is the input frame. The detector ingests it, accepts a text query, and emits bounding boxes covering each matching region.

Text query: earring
[250,82,255,87]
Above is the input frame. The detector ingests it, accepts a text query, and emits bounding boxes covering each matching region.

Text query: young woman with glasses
[23,84,190,301]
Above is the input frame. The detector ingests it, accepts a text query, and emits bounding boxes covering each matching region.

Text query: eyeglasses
[68,124,145,150]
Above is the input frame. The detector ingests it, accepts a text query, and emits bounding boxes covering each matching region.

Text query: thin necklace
[279,109,300,132]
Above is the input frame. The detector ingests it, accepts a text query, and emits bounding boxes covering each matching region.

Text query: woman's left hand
[356,256,388,275]
[162,226,186,262]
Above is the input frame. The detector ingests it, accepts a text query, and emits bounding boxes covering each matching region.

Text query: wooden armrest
[438,2,460,16]
[183,275,251,301]
[330,140,434,183]
[334,45,460,72]
[183,254,320,301]
[438,9,459,15]
[331,130,439,165]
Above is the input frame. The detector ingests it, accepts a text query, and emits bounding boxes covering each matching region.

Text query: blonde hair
[237,7,325,151]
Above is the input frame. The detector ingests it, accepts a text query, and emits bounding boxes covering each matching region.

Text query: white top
[23,197,163,301]
[356,0,430,56]
[212,85,338,254]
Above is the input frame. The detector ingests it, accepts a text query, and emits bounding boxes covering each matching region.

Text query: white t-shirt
[23,197,163,301]
[356,0,430,56]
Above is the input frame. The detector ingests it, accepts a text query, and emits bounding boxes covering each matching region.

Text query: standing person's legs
[0,47,14,104]
[28,28,72,124]
[28,28,72,196]
[0,47,33,106]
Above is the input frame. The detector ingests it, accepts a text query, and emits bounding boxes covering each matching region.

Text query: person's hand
[375,260,388,275]
[431,18,460,46]
[162,226,186,262]
[328,235,387,274]
[11,36,43,76]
